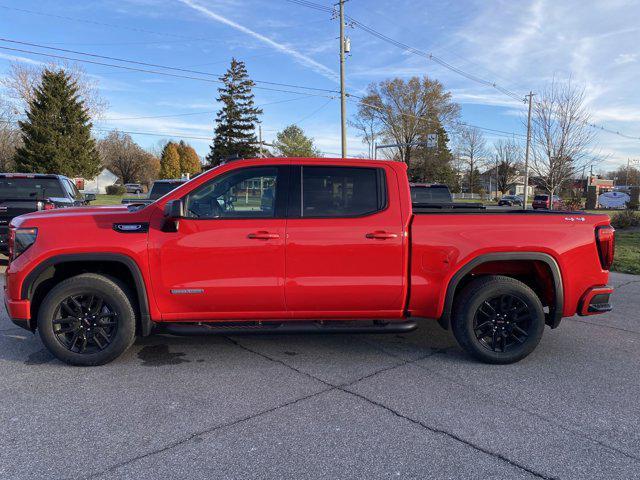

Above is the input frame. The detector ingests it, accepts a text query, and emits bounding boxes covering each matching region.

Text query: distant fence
[453,193,484,200]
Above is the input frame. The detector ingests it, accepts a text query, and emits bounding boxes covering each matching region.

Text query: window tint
[64,178,83,200]
[150,181,185,199]
[184,167,278,219]
[534,195,548,201]
[410,186,451,203]
[0,177,65,198]
[298,166,384,217]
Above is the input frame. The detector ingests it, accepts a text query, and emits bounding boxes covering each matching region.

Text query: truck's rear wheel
[37,274,136,366]
[451,275,545,364]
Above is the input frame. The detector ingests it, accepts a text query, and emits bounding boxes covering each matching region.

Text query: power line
[0,38,340,95]
[285,0,525,103]
[293,97,335,124]
[0,4,222,43]
[102,95,321,122]
[0,45,340,99]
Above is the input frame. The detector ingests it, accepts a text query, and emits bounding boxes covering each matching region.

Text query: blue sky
[1,0,639,170]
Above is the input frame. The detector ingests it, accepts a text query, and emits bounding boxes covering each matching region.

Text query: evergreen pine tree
[207,58,262,166]
[177,140,202,175]
[15,69,100,178]
[409,124,457,190]
[273,125,321,157]
[159,142,181,179]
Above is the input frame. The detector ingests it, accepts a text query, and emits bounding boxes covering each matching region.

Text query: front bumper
[3,286,32,331]
[578,285,613,316]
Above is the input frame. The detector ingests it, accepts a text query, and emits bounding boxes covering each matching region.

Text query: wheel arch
[22,253,153,336]
[438,252,564,330]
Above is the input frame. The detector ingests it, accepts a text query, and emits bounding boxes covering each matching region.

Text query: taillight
[37,201,55,211]
[596,226,615,270]
[7,227,15,262]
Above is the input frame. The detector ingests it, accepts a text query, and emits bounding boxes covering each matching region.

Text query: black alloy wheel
[38,273,136,366]
[451,275,545,364]
[53,294,118,354]
[473,294,531,353]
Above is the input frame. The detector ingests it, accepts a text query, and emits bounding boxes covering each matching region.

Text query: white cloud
[0,52,46,66]
[614,53,638,65]
[177,0,338,82]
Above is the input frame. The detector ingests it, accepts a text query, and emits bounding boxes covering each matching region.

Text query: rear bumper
[578,285,613,316]
[3,286,32,331]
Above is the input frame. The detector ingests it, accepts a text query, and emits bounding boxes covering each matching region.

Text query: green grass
[454,198,498,205]
[93,194,124,205]
[612,230,640,275]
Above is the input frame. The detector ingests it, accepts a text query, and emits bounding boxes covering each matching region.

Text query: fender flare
[21,253,153,336]
[438,252,564,330]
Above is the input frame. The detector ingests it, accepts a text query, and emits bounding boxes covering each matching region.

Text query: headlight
[9,227,38,261]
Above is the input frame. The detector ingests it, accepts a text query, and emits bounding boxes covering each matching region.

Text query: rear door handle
[365,231,398,240]
[248,231,280,240]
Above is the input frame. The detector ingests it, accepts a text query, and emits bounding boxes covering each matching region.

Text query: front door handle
[248,231,280,240]
[365,231,398,240]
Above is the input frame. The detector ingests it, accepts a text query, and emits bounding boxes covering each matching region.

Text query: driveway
[1,271,639,479]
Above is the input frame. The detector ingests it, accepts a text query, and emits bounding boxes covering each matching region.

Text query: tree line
[0,58,323,186]
[1,57,598,200]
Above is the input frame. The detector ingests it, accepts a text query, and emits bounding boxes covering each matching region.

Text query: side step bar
[160,320,418,336]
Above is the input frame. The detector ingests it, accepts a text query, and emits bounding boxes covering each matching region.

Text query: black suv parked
[0,173,95,253]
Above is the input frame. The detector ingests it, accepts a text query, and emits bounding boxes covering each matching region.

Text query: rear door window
[289,166,387,218]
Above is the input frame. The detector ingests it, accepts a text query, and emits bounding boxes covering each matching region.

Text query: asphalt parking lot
[1,270,639,480]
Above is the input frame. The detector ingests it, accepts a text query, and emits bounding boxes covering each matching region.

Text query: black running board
[160,320,418,336]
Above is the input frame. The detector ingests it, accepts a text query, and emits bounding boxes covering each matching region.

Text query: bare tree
[349,110,381,159]
[457,127,487,193]
[355,76,460,164]
[97,130,158,185]
[0,98,21,171]
[494,139,522,194]
[1,62,107,118]
[530,79,596,208]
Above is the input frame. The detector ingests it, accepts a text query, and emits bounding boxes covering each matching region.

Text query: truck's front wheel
[451,275,545,364]
[37,274,136,366]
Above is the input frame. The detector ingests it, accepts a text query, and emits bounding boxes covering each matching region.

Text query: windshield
[534,195,548,201]
[0,177,65,198]
[411,186,452,203]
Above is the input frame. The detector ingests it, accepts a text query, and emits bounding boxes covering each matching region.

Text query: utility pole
[522,92,534,209]
[338,0,347,158]
[258,125,263,158]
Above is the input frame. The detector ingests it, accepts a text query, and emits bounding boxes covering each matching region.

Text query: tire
[37,273,136,366]
[451,275,545,364]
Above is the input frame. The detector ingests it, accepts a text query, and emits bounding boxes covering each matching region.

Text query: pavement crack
[77,386,334,480]
[565,317,640,336]
[224,337,556,479]
[340,386,557,480]
[614,279,640,290]
[402,362,640,464]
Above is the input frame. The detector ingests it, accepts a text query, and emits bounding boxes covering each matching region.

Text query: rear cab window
[0,177,65,198]
[410,186,451,203]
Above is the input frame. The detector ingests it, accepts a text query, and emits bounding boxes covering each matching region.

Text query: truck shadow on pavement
[0,318,461,367]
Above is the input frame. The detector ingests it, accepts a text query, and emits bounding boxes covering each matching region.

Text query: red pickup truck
[4,158,614,366]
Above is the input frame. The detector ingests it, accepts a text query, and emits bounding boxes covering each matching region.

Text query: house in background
[479,166,535,198]
[75,167,119,194]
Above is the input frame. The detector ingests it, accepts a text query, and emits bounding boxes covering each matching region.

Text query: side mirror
[84,193,96,202]
[164,199,184,218]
